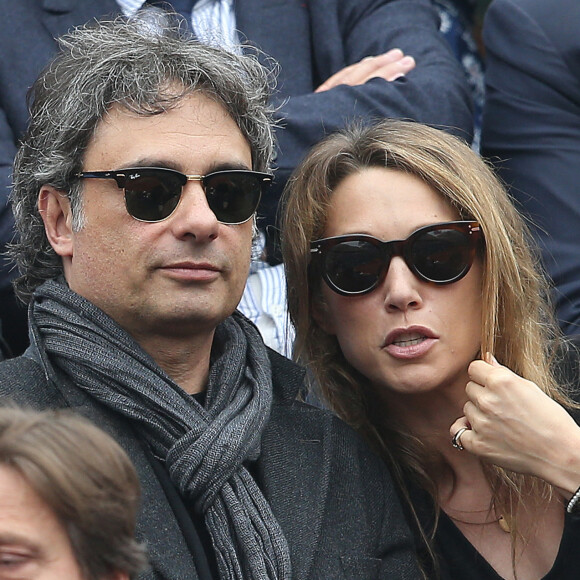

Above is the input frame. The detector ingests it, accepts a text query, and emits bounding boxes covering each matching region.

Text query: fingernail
[383,48,404,60]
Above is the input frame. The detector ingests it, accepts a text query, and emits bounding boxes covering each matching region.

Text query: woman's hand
[450,355,580,499]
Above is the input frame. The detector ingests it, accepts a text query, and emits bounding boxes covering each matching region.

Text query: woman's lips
[383,327,438,359]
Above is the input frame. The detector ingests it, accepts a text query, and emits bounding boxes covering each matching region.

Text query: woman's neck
[373,385,493,505]
[377,386,467,446]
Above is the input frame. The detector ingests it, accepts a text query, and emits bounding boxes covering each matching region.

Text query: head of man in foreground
[11,10,274,393]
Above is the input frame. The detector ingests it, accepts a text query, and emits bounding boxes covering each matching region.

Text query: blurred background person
[481,0,580,340]
[0,405,146,580]
[434,0,485,150]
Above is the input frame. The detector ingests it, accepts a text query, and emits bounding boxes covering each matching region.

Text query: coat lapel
[258,402,332,579]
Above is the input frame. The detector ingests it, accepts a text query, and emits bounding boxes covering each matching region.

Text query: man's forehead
[84,93,251,168]
[96,93,236,133]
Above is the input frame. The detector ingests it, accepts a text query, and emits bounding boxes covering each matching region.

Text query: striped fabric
[116,0,239,52]
[238,262,295,358]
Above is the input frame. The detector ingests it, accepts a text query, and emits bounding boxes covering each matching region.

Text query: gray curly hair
[10,9,276,302]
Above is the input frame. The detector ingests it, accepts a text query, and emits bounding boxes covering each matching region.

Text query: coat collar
[268,347,307,403]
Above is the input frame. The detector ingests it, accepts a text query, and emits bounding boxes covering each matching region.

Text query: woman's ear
[38,185,74,257]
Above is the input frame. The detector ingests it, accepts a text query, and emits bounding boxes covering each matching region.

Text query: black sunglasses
[310,221,483,296]
[76,167,273,224]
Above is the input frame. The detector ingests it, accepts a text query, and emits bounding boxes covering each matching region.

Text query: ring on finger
[452,427,469,450]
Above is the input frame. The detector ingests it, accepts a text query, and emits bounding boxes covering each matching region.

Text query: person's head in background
[281,118,571,551]
[0,406,146,580]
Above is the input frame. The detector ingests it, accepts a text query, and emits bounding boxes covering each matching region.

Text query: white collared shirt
[238,262,295,359]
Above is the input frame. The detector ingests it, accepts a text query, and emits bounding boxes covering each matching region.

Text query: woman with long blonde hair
[282,119,580,579]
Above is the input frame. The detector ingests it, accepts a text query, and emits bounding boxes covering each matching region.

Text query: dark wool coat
[0,340,421,579]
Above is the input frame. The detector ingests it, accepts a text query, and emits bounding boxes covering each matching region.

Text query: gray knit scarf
[31,278,292,580]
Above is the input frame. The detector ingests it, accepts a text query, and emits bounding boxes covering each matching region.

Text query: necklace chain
[447,511,511,533]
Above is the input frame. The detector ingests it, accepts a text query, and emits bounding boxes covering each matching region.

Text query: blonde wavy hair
[281,119,575,572]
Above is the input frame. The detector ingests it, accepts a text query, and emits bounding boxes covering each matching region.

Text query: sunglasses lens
[124,170,183,222]
[411,228,473,282]
[204,172,263,224]
[325,240,383,294]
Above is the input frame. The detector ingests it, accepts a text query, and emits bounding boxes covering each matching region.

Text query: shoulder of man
[266,347,401,512]
[0,354,60,408]
[267,347,387,471]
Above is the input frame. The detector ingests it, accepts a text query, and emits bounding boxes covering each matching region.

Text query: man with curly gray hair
[0,11,420,580]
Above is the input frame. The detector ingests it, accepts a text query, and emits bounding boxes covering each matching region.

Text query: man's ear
[311,294,336,335]
[37,185,74,257]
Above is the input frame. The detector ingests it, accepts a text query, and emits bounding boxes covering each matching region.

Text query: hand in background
[315,48,415,93]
